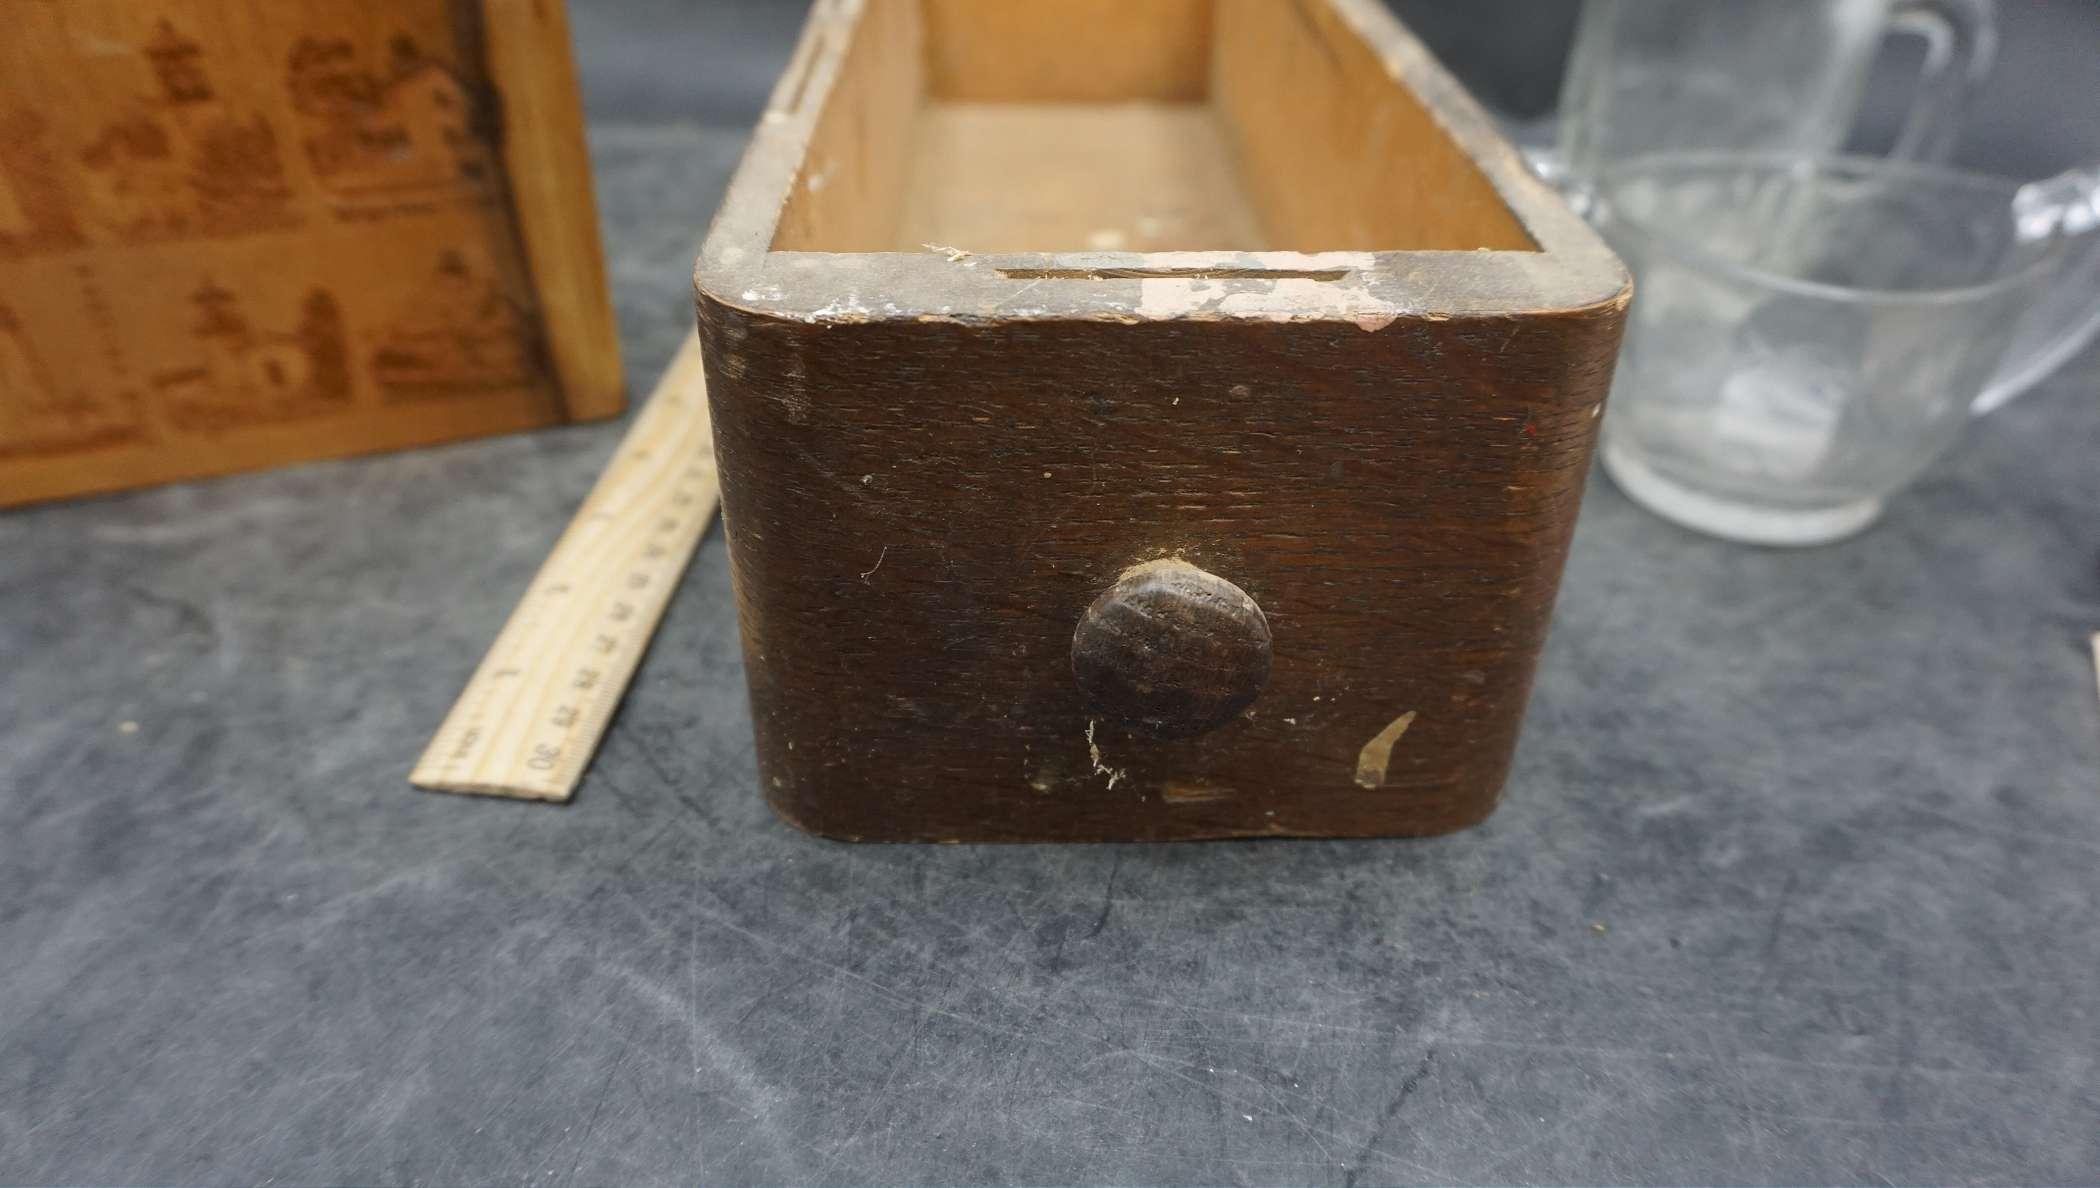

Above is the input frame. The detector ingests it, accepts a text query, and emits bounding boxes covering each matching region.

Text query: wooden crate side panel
[0,0,617,508]
[484,0,623,420]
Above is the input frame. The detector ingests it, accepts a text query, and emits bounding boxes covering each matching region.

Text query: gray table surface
[4,122,2098,1186]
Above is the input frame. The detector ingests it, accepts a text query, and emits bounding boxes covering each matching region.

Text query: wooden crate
[696,0,1631,841]
[0,0,621,507]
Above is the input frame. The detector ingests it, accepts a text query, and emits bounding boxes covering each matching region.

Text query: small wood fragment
[1354,712,1419,789]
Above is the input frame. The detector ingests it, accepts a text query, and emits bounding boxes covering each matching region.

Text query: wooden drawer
[694,0,1630,841]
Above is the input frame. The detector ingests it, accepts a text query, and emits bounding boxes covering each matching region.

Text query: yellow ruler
[411,331,719,802]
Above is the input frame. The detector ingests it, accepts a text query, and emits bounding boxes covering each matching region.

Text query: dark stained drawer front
[695,0,1630,841]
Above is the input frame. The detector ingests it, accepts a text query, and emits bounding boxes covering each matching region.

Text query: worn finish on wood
[0,0,621,508]
[1072,559,1272,741]
[695,0,1631,841]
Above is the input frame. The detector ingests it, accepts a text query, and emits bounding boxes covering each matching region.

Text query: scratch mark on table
[1341,1048,1434,1188]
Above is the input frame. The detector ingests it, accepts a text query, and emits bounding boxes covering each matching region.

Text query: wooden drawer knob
[1071,559,1271,739]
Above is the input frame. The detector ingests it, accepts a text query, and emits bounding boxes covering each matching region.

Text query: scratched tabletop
[8,62,2100,1188]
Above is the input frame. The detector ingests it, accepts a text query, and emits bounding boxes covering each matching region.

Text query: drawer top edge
[694,247,1631,327]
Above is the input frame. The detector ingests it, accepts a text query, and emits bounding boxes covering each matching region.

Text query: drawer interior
[772,0,1538,254]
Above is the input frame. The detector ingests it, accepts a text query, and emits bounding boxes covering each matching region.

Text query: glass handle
[1976,164,2100,414]
[1883,0,1998,162]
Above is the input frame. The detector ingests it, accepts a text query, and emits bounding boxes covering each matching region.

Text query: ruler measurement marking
[425,474,697,794]
[475,490,662,788]
[429,591,549,782]
[518,521,688,793]
[411,332,719,802]
[548,585,662,791]
[434,474,701,795]
[449,384,708,792]
[478,510,674,785]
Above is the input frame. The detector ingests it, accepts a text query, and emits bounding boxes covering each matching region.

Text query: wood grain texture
[483,0,624,421]
[698,303,1624,841]
[0,0,620,508]
[768,0,920,252]
[894,103,1267,253]
[695,0,1631,841]
[922,0,1213,102]
[1211,0,1539,252]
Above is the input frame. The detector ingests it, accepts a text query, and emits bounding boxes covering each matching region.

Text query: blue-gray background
[2,2,2097,1184]
[571,0,2100,174]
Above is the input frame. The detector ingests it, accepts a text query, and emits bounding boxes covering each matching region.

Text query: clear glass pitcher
[1556,0,1996,193]
[1590,152,2100,545]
